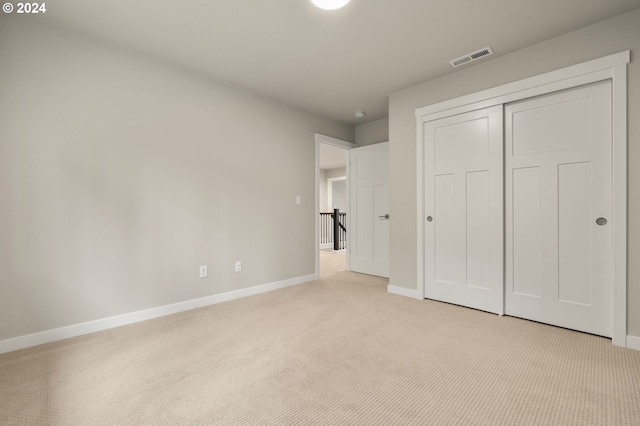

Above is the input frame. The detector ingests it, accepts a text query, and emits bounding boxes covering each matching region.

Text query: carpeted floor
[1,251,639,425]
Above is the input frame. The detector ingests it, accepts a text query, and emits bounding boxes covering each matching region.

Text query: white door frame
[315,133,354,278]
[415,51,629,347]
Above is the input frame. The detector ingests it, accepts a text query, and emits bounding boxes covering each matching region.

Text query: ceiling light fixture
[354,111,365,118]
[311,0,350,10]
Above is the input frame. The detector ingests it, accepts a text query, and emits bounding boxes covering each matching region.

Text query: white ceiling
[41,0,640,125]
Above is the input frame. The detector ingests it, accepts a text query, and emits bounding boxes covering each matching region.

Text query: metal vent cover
[450,46,494,68]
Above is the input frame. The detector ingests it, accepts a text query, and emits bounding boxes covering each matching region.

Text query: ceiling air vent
[449,46,494,68]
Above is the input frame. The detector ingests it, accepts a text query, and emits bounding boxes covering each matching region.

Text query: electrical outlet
[199,265,207,278]
[235,261,242,272]
[296,195,302,205]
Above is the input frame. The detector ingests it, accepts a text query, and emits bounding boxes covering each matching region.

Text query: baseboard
[0,273,316,355]
[626,335,640,351]
[387,284,422,300]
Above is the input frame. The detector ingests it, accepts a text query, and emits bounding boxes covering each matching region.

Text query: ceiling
[41,0,640,126]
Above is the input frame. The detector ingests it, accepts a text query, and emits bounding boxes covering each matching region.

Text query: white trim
[315,139,321,279]
[418,69,616,124]
[627,336,640,351]
[387,285,422,300]
[415,51,629,347]
[415,119,426,300]
[415,51,630,118]
[315,134,354,279]
[0,274,315,355]
[611,63,628,347]
[315,133,355,149]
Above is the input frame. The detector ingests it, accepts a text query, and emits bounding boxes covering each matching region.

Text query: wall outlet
[199,265,207,278]
[235,261,242,272]
[296,195,301,205]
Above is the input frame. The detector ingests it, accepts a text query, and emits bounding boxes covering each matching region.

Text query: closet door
[505,81,612,337]
[424,106,503,314]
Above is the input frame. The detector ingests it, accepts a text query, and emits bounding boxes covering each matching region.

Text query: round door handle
[596,217,608,226]
[427,216,433,222]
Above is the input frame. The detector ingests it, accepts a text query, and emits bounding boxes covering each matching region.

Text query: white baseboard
[0,274,316,355]
[626,335,640,351]
[387,284,422,300]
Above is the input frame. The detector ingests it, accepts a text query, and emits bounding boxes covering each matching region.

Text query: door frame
[315,133,354,279]
[415,51,629,347]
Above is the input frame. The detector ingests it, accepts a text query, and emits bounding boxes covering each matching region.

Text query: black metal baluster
[336,212,339,250]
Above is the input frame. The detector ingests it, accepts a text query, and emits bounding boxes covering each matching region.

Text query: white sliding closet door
[505,81,612,337]
[424,106,503,314]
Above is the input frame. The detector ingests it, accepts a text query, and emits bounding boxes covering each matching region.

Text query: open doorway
[315,134,354,279]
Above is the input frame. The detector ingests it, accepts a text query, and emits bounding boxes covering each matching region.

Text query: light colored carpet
[1,251,639,425]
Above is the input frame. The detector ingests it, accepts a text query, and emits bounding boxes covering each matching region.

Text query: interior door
[424,106,503,314]
[505,81,612,337]
[349,142,389,278]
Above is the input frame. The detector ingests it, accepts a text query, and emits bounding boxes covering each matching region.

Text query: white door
[505,81,612,337]
[424,106,503,314]
[349,142,389,278]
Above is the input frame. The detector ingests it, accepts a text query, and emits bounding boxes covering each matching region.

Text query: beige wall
[326,167,347,179]
[319,167,347,212]
[319,169,329,212]
[389,9,640,337]
[355,118,389,146]
[0,19,352,341]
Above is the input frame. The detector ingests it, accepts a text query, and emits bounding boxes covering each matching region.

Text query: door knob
[427,216,433,222]
[596,217,607,226]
